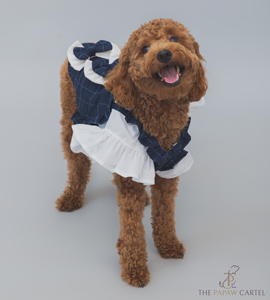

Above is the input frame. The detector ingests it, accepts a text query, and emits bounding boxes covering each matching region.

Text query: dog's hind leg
[55,59,91,212]
[113,174,150,287]
[151,175,185,258]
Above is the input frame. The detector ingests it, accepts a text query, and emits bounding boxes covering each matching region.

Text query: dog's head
[105,18,207,110]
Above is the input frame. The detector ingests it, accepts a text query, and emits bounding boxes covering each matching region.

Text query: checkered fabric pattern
[68,40,192,172]
[111,102,191,171]
[69,63,114,125]
[69,40,118,125]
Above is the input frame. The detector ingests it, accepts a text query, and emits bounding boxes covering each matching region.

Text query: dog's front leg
[151,175,185,259]
[113,174,150,287]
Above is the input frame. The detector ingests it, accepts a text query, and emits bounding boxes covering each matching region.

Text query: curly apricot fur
[57,18,207,287]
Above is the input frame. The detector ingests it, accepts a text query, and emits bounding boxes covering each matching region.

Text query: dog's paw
[55,194,83,212]
[156,239,185,259]
[121,265,150,287]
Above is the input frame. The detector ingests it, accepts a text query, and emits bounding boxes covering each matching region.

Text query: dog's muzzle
[152,64,185,87]
[157,49,172,64]
[153,49,185,87]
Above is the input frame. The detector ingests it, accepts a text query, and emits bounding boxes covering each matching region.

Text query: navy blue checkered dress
[68,40,191,172]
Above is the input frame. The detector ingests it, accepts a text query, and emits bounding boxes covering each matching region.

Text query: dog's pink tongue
[161,65,180,83]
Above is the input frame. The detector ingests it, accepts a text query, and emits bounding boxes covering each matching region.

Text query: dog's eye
[142,46,150,54]
[169,36,179,43]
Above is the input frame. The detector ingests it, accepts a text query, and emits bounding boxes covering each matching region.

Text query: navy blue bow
[91,57,119,78]
[73,40,113,60]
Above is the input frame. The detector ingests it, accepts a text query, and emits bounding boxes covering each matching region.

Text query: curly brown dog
[56,18,207,287]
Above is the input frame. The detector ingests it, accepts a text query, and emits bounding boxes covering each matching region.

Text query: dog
[56,18,207,287]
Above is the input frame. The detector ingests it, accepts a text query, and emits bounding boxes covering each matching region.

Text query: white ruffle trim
[71,110,155,184]
[67,40,120,85]
[70,109,197,185]
[156,151,194,179]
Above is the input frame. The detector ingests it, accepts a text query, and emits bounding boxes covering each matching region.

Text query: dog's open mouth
[152,65,185,87]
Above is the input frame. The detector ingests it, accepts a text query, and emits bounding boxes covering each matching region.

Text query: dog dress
[67,40,205,185]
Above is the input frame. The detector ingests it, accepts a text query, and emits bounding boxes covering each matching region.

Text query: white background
[0,0,269,299]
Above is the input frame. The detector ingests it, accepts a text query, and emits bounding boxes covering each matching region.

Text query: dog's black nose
[157,49,172,63]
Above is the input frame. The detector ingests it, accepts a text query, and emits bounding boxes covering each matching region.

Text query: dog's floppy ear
[104,45,137,110]
[188,41,208,102]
